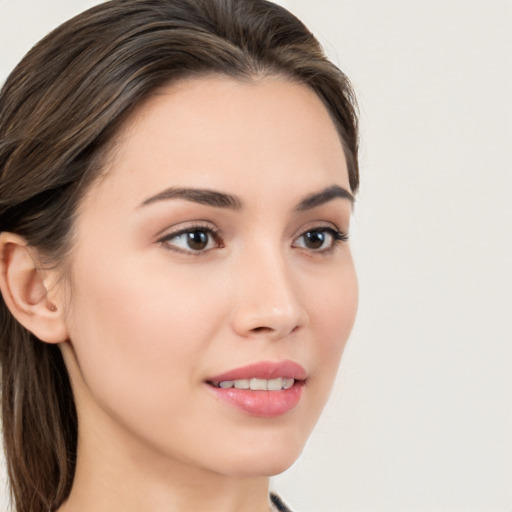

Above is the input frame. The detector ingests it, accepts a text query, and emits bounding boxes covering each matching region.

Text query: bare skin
[0,76,357,512]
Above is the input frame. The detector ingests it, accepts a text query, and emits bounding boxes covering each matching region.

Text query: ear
[0,232,68,344]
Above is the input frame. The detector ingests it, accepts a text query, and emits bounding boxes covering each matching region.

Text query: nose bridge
[231,241,308,339]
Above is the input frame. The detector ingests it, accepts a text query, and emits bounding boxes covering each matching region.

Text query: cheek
[307,259,358,388]
[63,255,224,421]
[61,237,357,474]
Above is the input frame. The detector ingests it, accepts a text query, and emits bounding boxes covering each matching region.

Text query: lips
[208,360,307,383]
[206,360,306,417]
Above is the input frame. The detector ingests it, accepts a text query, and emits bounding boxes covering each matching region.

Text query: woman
[0,1,359,511]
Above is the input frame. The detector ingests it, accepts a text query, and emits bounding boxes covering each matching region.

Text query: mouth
[209,377,296,391]
[205,360,307,417]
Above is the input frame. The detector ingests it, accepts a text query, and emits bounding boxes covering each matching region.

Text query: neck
[57,410,273,512]
[60,470,271,512]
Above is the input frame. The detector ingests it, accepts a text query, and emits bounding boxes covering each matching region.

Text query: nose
[230,248,309,340]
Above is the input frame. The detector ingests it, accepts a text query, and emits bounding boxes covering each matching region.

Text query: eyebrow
[140,187,242,210]
[295,185,354,211]
[139,184,354,211]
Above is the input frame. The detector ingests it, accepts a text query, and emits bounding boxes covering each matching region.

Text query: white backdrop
[1,1,511,511]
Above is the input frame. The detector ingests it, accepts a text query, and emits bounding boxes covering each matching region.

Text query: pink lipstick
[206,360,306,418]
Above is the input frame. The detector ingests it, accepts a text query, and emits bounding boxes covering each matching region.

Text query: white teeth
[234,379,250,389]
[216,378,295,390]
[266,377,283,391]
[282,378,294,390]
[250,378,267,390]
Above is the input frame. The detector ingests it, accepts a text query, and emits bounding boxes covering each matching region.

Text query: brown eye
[302,230,327,250]
[186,230,209,251]
[160,226,222,254]
[292,227,347,253]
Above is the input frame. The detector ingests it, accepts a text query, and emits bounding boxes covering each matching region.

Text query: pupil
[305,231,325,249]
[187,230,208,250]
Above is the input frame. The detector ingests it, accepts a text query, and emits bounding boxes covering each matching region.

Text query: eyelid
[293,226,349,243]
[153,219,216,240]
[291,220,345,239]
[291,223,350,253]
[156,222,224,254]
[154,220,349,255]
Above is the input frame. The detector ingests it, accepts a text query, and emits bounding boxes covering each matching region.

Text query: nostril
[249,324,301,337]
[251,326,273,334]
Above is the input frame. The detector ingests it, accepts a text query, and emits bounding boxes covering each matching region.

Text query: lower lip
[207,381,304,418]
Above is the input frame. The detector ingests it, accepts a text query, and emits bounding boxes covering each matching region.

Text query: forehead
[82,76,349,212]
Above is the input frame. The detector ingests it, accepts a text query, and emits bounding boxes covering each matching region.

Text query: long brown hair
[0,1,359,510]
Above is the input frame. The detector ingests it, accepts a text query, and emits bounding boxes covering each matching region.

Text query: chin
[217,431,307,478]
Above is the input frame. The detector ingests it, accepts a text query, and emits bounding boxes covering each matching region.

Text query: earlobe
[0,232,68,344]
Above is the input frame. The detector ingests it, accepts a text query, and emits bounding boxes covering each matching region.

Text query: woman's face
[59,76,358,478]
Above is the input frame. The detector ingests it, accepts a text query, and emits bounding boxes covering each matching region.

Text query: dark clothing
[270,493,293,512]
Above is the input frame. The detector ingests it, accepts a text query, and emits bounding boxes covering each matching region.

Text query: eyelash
[292,227,349,255]
[158,224,349,255]
[158,223,223,255]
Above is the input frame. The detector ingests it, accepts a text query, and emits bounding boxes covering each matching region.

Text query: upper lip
[207,360,307,384]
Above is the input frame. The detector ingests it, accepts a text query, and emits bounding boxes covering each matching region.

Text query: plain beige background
[1,1,511,511]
